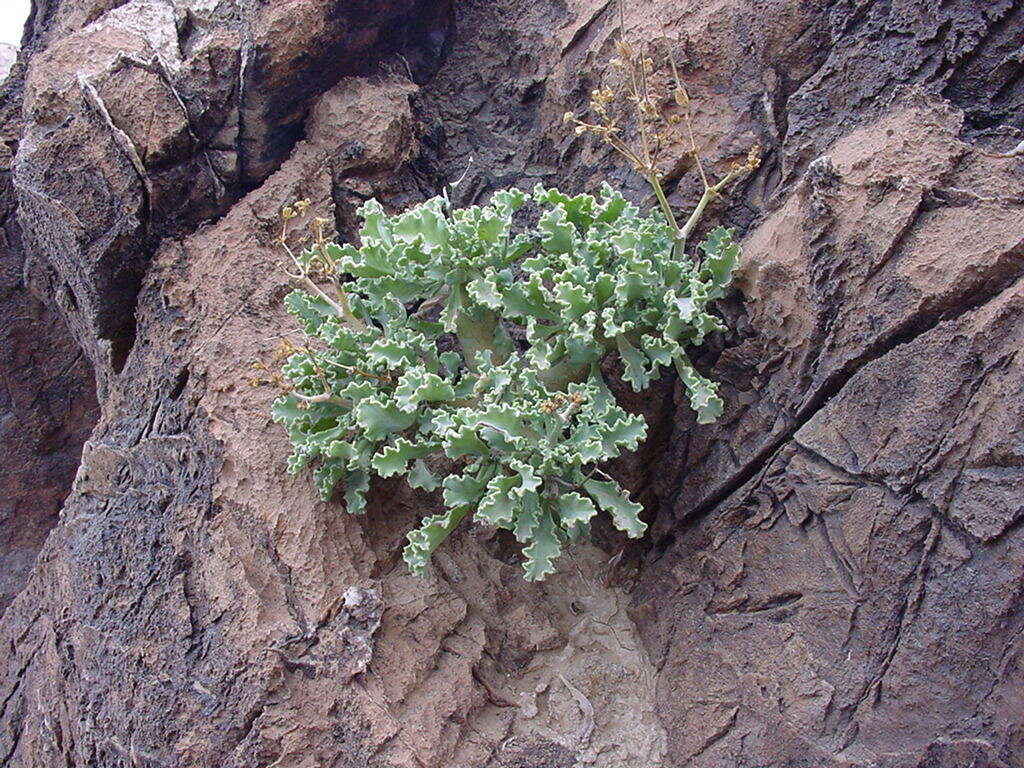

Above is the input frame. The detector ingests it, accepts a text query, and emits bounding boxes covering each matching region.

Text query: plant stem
[333,284,366,331]
[648,172,700,261]
[293,391,349,406]
[648,173,679,234]
[676,187,712,257]
[675,165,744,258]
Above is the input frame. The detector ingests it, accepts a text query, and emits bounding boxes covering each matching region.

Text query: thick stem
[293,391,349,407]
[676,186,714,258]
[648,173,680,234]
[675,166,745,259]
[649,173,702,262]
[333,284,367,331]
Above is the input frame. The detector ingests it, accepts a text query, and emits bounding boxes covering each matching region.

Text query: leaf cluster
[272,184,739,579]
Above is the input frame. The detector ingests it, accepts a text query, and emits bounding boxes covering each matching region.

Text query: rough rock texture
[635,99,1024,767]
[2,0,1024,767]
[0,188,99,614]
[0,33,100,614]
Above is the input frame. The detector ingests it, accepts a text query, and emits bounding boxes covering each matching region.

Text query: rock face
[0,30,100,615]
[1,1,1023,767]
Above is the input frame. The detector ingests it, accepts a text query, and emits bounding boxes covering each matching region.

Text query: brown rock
[2,0,1024,767]
[0,33,99,617]
[306,76,419,174]
[635,76,1024,768]
[0,195,99,615]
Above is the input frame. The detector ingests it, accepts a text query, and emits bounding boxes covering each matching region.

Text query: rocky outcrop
[0,189,99,615]
[0,28,100,615]
[635,98,1024,767]
[1,1,1023,767]
[13,0,449,386]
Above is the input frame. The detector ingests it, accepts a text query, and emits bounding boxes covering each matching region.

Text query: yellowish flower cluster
[562,32,760,259]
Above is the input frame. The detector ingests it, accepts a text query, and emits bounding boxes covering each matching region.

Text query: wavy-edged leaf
[272,395,305,423]
[355,398,417,441]
[503,273,559,322]
[538,206,575,255]
[699,226,740,300]
[442,472,488,508]
[490,187,528,217]
[583,479,647,538]
[442,423,488,458]
[600,414,647,456]
[522,508,563,581]
[675,355,724,424]
[367,338,414,368]
[554,278,592,320]
[467,274,503,310]
[371,438,435,477]
[513,491,541,543]
[314,460,344,502]
[478,475,520,527]
[394,369,456,412]
[403,505,471,576]
[556,491,597,535]
[408,459,441,492]
[344,469,370,514]
[616,335,652,391]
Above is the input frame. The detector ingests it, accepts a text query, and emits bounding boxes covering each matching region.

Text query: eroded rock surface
[635,98,1024,767]
[1,0,1023,767]
[0,32,100,615]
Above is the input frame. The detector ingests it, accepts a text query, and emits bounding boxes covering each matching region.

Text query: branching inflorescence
[267,37,758,580]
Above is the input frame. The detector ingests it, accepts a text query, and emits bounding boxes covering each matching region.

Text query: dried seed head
[563,110,575,124]
[615,39,634,57]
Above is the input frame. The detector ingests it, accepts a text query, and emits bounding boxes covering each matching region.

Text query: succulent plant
[271,183,740,580]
